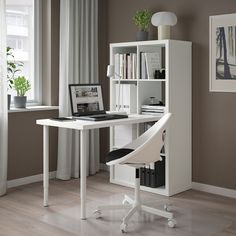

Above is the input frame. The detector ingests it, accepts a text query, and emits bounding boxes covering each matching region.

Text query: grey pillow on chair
[106,148,134,163]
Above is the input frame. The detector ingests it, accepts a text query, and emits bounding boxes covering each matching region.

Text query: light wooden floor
[0,171,236,236]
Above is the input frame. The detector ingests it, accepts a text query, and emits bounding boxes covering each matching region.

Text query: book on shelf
[114,53,120,80]
[113,84,137,148]
[115,84,137,113]
[113,53,137,79]
[141,104,165,110]
[119,54,123,79]
[142,105,165,112]
[123,54,127,79]
[132,53,137,79]
[141,52,147,79]
[141,111,164,116]
[127,54,132,79]
[141,104,165,116]
[145,51,161,79]
[140,49,162,80]
[141,109,164,113]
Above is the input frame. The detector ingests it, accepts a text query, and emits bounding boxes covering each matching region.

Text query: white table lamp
[151,12,177,40]
[107,65,115,78]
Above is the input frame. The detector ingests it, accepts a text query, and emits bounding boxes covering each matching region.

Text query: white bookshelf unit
[109,40,192,196]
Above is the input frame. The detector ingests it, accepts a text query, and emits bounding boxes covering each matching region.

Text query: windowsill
[8,105,59,113]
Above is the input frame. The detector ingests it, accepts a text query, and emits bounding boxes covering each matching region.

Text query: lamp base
[158,25,171,40]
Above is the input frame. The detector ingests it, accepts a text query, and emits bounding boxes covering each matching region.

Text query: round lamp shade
[151,12,177,27]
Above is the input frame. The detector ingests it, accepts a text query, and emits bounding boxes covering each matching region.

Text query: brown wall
[99,0,236,190]
[98,0,110,161]
[42,0,60,106]
[8,0,236,191]
[8,110,58,180]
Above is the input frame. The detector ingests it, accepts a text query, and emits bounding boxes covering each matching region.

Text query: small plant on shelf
[12,76,31,108]
[133,9,152,41]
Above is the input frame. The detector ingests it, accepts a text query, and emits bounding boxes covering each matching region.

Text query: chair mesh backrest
[108,113,172,166]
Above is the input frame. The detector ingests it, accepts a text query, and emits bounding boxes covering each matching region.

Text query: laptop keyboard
[77,114,128,121]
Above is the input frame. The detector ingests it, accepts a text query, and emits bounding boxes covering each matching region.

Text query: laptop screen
[69,84,105,116]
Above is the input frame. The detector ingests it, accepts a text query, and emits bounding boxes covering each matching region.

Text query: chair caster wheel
[93,210,102,219]
[120,223,128,233]
[168,218,177,228]
[164,204,171,212]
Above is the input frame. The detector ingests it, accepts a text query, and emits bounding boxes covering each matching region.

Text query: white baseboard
[192,182,236,199]
[7,163,108,189]
[7,171,56,188]
[100,163,109,172]
[6,171,236,199]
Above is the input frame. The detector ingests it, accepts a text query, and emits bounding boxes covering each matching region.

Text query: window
[6,0,42,104]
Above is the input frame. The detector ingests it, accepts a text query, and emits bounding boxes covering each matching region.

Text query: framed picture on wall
[210,13,236,92]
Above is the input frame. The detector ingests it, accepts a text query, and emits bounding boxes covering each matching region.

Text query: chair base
[94,194,177,233]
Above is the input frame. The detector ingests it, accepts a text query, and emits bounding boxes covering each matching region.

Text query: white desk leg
[80,129,88,220]
[43,125,49,207]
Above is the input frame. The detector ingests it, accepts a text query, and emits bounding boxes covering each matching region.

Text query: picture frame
[209,13,236,92]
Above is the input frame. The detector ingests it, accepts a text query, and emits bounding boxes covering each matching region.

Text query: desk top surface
[36,114,161,130]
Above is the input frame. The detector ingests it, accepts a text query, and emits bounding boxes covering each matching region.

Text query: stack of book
[140,49,162,80]
[141,104,165,116]
[115,84,137,113]
[114,53,137,80]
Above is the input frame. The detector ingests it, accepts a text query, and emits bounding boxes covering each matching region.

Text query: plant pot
[14,96,27,108]
[8,94,11,110]
[136,31,148,41]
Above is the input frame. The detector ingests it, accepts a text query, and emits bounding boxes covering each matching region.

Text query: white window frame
[32,0,42,105]
[6,0,43,105]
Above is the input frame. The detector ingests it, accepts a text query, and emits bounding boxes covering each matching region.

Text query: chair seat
[106,148,134,163]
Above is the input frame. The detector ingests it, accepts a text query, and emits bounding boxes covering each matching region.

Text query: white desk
[36,114,160,219]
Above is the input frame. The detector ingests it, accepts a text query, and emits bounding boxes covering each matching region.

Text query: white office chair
[94,113,176,233]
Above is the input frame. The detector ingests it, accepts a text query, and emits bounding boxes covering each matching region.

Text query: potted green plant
[7,47,24,109]
[12,76,31,108]
[133,9,152,41]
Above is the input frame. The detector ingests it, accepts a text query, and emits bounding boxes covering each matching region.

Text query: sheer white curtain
[57,0,99,180]
[0,0,8,196]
